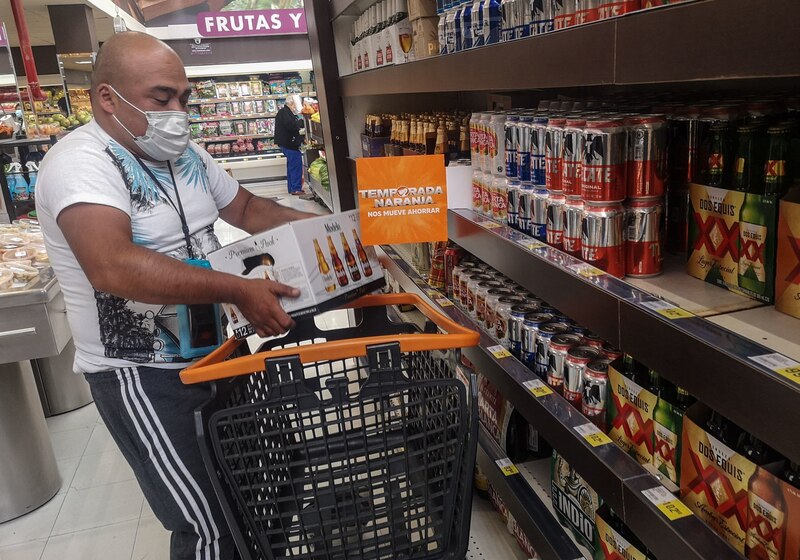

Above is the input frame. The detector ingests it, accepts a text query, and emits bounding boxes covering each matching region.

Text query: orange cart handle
[180,292,478,385]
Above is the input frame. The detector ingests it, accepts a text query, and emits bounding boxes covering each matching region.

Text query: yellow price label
[435,297,454,307]
[642,299,694,320]
[750,353,800,385]
[523,379,554,397]
[776,366,800,383]
[487,345,512,359]
[495,458,519,476]
[574,422,612,447]
[568,263,605,278]
[517,238,545,250]
[642,486,693,521]
[479,220,502,229]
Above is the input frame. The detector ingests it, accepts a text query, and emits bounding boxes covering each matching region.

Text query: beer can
[545,117,566,192]
[582,359,611,430]
[531,0,554,34]
[492,175,509,221]
[582,118,628,203]
[546,193,566,249]
[580,332,604,348]
[561,118,586,197]
[600,342,623,362]
[598,0,641,19]
[521,312,555,370]
[563,345,601,409]
[472,168,484,214]
[485,288,515,330]
[452,262,475,304]
[581,202,625,278]
[538,302,556,315]
[516,115,533,183]
[470,112,483,170]
[528,187,548,241]
[570,324,589,336]
[626,197,664,277]
[575,0,600,25]
[505,114,519,178]
[506,179,521,229]
[509,304,543,357]
[517,184,533,233]
[490,113,507,176]
[534,321,571,378]
[515,0,531,38]
[495,296,527,346]
[531,116,548,187]
[476,280,504,323]
[466,273,493,315]
[627,114,667,199]
[500,0,517,42]
[552,0,576,30]
[444,246,464,299]
[563,197,584,258]
[546,333,582,392]
[482,171,494,215]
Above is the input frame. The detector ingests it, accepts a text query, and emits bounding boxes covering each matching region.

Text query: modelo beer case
[687,183,779,304]
[208,210,384,339]
[551,450,601,551]
[775,187,800,320]
[679,403,800,557]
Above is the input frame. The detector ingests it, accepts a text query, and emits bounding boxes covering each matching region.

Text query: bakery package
[208,210,385,339]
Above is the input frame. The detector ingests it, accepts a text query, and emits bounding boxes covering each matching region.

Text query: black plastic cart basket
[180,293,480,560]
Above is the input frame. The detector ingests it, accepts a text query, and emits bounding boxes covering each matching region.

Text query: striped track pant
[84,366,237,560]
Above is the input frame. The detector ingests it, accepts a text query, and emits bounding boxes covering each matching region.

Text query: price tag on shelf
[515,238,546,251]
[574,422,612,447]
[640,299,694,320]
[749,353,800,385]
[523,378,554,398]
[426,289,440,298]
[567,263,605,278]
[478,220,502,229]
[487,344,512,359]
[413,278,427,287]
[435,297,454,307]
[642,485,693,521]
[495,457,519,476]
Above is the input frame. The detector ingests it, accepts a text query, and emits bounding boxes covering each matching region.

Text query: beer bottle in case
[782,462,800,488]
[763,124,792,197]
[353,229,374,277]
[706,122,735,187]
[733,124,766,193]
[745,441,787,560]
[314,239,337,293]
[706,410,742,447]
[340,232,362,282]
[327,235,349,287]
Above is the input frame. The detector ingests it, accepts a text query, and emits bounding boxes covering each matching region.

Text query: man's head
[92,32,191,161]
[286,94,302,115]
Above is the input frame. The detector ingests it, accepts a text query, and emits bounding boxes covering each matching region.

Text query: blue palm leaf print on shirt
[175,146,209,192]
[105,141,164,210]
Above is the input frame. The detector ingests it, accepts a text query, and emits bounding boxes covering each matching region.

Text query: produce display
[308,156,329,189]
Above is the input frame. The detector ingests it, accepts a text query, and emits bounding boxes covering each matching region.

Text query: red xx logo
[741,238,765,264]
[693,213,740,260]
[787,236,800,285]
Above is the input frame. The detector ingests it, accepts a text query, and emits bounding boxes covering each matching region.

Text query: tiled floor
[0,186,332,560]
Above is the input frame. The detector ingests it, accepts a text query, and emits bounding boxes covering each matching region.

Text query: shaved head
[92,32,182,92]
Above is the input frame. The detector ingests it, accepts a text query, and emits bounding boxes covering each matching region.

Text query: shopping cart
[181,293,480,560]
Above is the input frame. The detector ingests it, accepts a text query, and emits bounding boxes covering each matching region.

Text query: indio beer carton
[680,403,800,557]
[687,183,779,304]
[208,210,384,338]
[606,360,658,469]
[551,450,601,551]
[775,187,800,319]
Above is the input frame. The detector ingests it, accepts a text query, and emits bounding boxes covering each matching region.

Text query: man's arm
[219,186,318,234]
[58,203,298,337]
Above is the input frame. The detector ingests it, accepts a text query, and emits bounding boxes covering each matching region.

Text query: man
[274,94,305,195]
[37,32,316,560]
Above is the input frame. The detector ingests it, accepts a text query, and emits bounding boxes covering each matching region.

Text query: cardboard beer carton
[679,403,800,556]
[594,504,649,560]
[606,360,658,469]
[687,183,780,304]
[552,450,601,551]
[208,210,384,339]
[408,0,437,20]
[387,17,416,65]
[775,187,800,319]
[412,17,440,60]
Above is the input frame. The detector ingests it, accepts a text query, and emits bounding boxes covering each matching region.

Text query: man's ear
[94,84,117,115]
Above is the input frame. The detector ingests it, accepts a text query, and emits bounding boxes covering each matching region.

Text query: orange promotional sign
[356,155,448,245]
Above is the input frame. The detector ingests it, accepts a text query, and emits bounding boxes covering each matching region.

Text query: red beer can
[545,117,566,193]
[626,197,664,277]
[582,202,625,278]
[598,0,641,20]
[560,118,586,197]
[582,118,628,203]
[553,0,577,30]
[627,114,667,199]
[563,197,584,258]
[575,0,600,25]
[546,193,566,249]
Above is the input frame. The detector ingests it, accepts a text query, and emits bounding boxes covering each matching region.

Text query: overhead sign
[356,155,448,246]
[197,9,307,37]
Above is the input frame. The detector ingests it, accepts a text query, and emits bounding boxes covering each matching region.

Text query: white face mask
[109,85,190,161]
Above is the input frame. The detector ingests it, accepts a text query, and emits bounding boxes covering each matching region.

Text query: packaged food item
[264,118,276,136]
[242,101,254,114]
[27,243,48,264]
[2,247,33,265]
[256,119,271,135]
[247,120,258,136]
[231,102,242,115]
[239,82,251,97]
[202,122,220,138]
[0,234,27,247]
[200,104,216,117]
[196,80,216,99]
[188,105,201,119]
[233,120,247,136]
[254,99,266,113]
[250,80,263,96]
[189,123,202,139]
[0,269,12,290]
[0,262,39,282]
[215,82,230,98]
[216,102,231,116]
[266,99,278,113]
[286,76,303,93]
[269,79,287,95]
[218,121,234,136]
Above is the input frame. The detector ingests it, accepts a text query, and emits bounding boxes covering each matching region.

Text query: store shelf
[476,428,587,560]
[0,136,57,148]
[708,306,800,363]
[448,209,800,464]
[308,175,333,211]
[468,498,527,560]
[212,152,282,164]
[339,0,800,96]
[198,134,274,142]
[379,246,741,560]
[188,92,317,105]
[189,113,278,122]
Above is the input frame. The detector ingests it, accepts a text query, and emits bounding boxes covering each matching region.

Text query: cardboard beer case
[679,403,800,557]
[412,16,440,60]
[687,183,779,304]
[387,17,416,65]
[775,187,800,319]
[208,210,384,339]
[606,359,658,469]
[593,504,649,560]
[408,0,437,20]
[551,450,601,551]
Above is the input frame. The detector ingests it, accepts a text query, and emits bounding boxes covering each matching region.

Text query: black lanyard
[134,156,196,260]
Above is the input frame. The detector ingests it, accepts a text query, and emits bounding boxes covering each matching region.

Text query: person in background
[57,96,69,116]
[274,93,306,195]
[36,31,317,560]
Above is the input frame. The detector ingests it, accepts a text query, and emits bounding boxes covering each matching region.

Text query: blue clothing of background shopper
[274,94,305,195]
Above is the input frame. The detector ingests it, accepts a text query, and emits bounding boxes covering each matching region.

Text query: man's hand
[232,278,300,337]
[219,186,322,235]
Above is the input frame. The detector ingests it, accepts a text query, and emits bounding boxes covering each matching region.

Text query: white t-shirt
[37,120,239,373]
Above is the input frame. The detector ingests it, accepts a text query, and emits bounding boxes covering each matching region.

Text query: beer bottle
[434,121,447,155]
[782,462,800,488]
[738,433,775,466]
[645,368,661,395]
[314,239,337,293]
[707,122,735,187]
[653,381,676,479]
[504,409,529,462]
[340,232,362,282]
[352,229,374,277]
[706,410,742,447]
[745,461,787,560]
[733,124,766,192]
[738,190,769,296]
[327,235,349,287]
[763,124,792,197]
